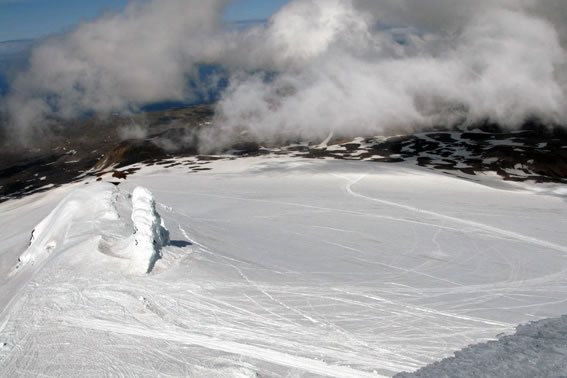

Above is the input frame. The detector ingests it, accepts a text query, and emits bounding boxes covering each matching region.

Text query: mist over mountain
[1,0,567,148]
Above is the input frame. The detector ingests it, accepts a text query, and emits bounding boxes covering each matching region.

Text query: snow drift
[15,184,169,276]
[15,183,119,272]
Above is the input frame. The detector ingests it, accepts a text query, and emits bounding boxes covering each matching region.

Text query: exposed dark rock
[230,141,262,156]
[97,140,169,170]
[1,109,566,203]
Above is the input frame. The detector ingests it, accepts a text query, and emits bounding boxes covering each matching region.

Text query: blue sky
[0,0,289,42]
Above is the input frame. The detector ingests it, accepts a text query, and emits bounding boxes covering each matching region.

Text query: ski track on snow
[345,174,567,255]
[2,160,567,376]
[60,317,384,378]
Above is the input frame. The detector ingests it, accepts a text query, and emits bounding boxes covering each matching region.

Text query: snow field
[0,157,566,376]
[128,186,170,275]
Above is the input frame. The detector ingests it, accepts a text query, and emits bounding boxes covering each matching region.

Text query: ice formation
[127,186,169,274]
[15,184,169,276]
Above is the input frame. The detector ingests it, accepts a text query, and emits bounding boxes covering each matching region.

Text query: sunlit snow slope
[1,157,566,377]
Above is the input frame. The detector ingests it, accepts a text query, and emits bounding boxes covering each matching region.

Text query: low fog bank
[1,0,567,149]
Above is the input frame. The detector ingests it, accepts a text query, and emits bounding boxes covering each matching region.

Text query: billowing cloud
[212,0,567,146]
[3,0,229,140]
[2,0,567,147]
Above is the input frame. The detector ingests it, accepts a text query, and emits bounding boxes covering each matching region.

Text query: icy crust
[398,316,567,378]
[127,187,169,274]
[15,184,169,276]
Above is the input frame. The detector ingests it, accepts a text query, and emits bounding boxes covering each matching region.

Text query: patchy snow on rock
[127,186,169,275]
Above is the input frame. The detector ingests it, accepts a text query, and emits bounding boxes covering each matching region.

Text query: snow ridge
[127,187,169,275]
[15,183,119,272]
[14,184,170,276]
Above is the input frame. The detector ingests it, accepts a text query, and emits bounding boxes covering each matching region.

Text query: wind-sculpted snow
[128,186,169,275]
[13,183,171,278]
[15,183,120,272]
[1,157,567,376]
[397,315,567,378]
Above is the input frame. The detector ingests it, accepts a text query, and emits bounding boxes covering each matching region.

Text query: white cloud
[211,0,567,147]
[3,0,567,146]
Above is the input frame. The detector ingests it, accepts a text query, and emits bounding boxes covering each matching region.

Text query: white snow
[326,144,347,151]
[11,184,170,281]
[1,157,567,376]
[453,162,471,169]
[15,183,119,272]
[398,315,567,377]
[127,187,169,275]
[489,140,525,147]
